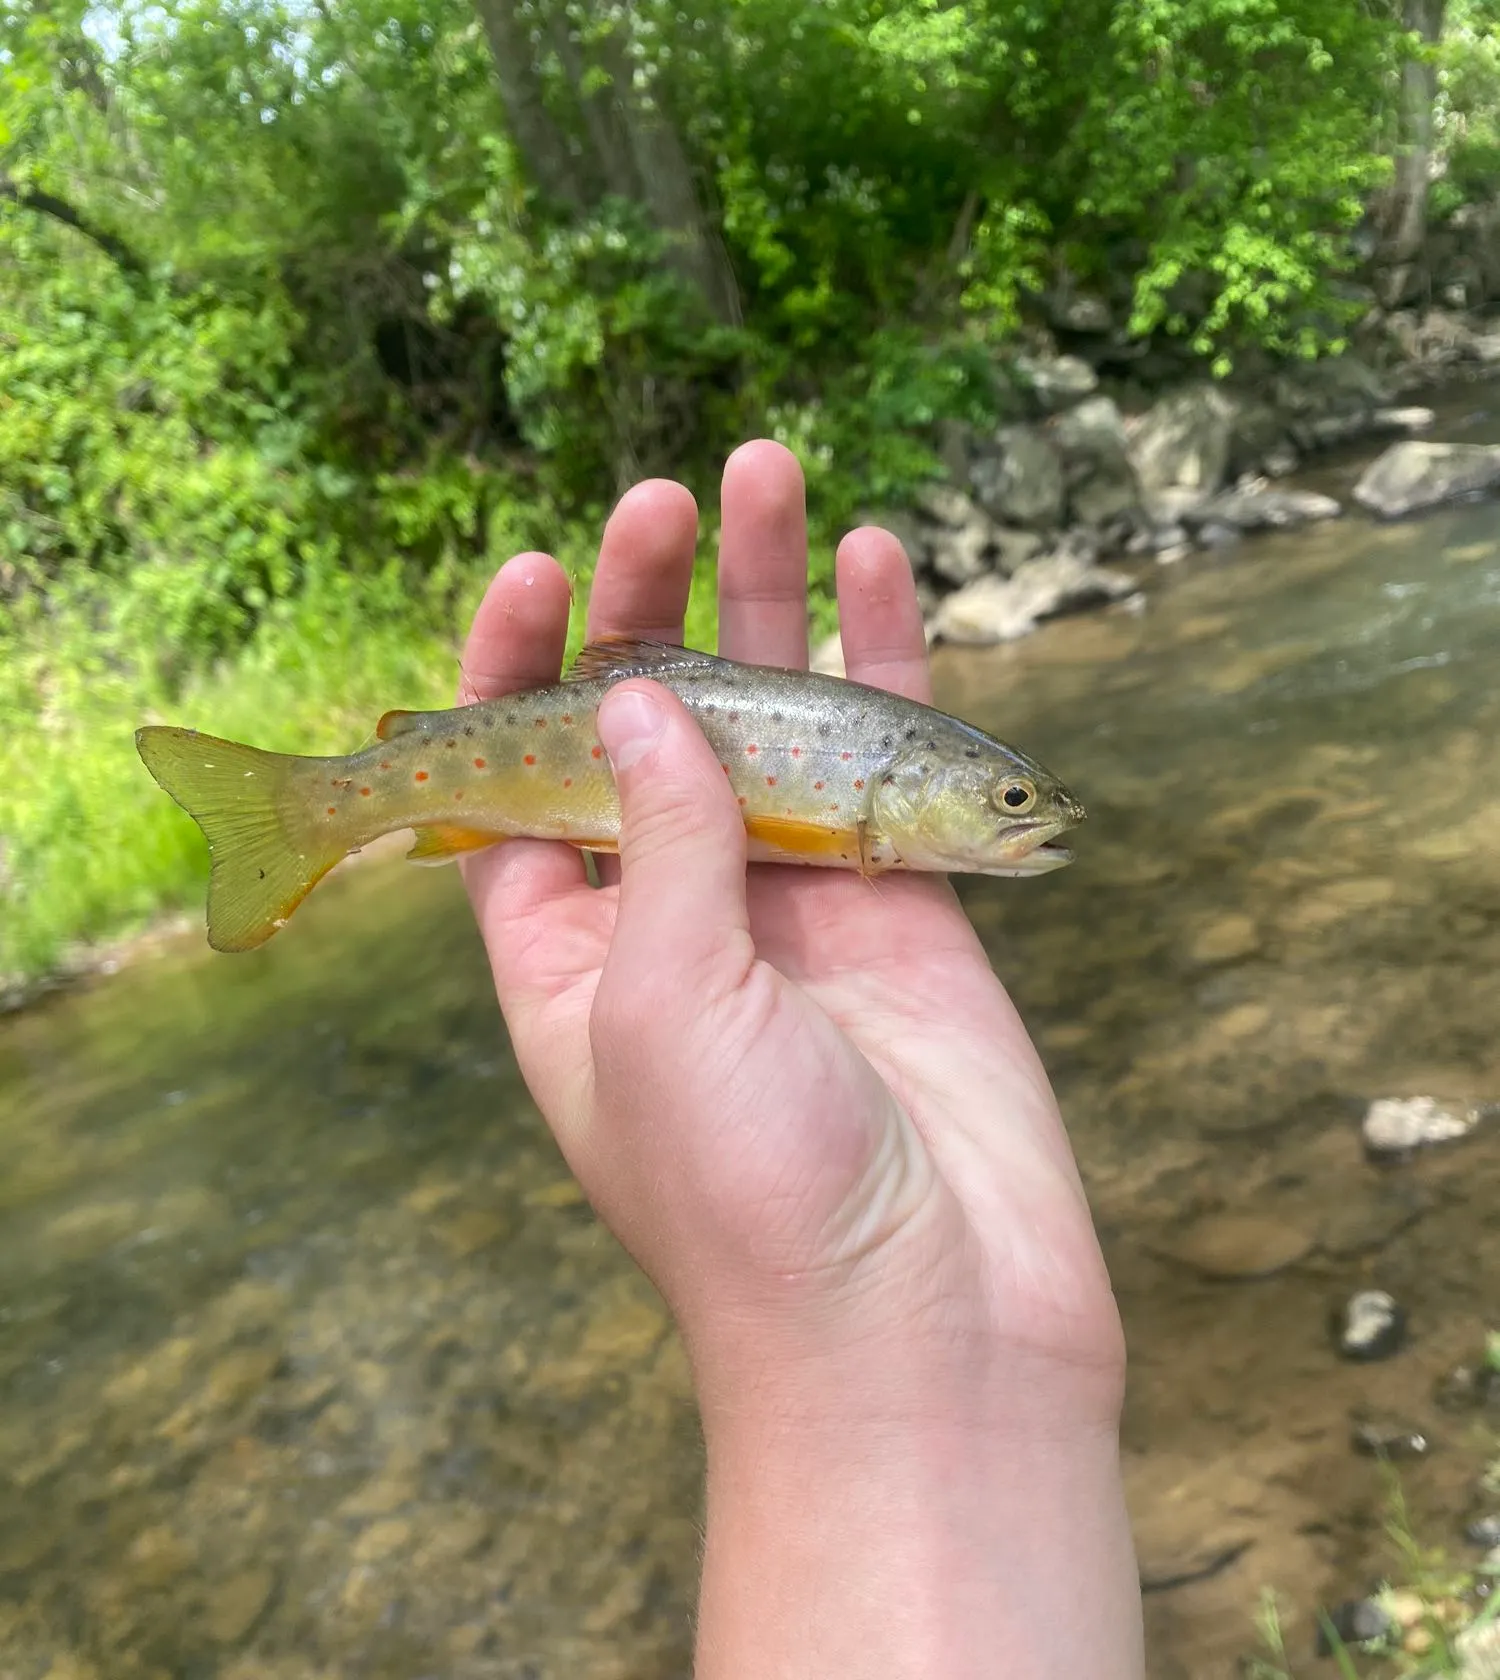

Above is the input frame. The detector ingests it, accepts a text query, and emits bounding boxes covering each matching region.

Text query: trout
[136,635,1085,953]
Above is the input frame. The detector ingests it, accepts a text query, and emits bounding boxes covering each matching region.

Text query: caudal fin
[135,726,346,952]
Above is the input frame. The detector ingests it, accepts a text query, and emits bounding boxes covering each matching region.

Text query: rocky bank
[815,301,1500,666]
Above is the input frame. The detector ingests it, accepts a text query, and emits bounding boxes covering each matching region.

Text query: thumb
[596,679,752,987]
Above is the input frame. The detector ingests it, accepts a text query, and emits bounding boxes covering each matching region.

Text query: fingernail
[597,685,667,773]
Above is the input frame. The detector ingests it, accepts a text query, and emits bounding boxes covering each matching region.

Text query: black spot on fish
[964,746,980,759]
[880,734,892,749]
[817,720,832,736]
[464,725,475,737]
[257,868,266,880]
[904,727,917,741]
[506,712,517,725]
[926,740,937,750]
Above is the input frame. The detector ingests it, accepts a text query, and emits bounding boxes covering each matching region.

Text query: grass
[1246,1403,1500,1680]
[0,510,818,989]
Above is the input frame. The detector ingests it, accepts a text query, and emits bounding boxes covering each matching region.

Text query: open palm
[458,442,1119,1384]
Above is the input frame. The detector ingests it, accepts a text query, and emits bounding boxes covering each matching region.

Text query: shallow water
[7,410,1500,1677]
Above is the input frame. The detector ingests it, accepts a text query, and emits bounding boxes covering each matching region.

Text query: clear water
[7,408,1500,1678]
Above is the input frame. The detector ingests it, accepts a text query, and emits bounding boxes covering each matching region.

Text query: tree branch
[0,178,150,279]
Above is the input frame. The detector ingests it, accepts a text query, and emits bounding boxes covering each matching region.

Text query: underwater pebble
[1332,1290,1407,1362]
[1362,1095,1481,1160]
[1466,1516,1500,1548]
[1317,1598,1393,1652]
[1154,1212,1315,1281]
[1352,1418,1431,1459]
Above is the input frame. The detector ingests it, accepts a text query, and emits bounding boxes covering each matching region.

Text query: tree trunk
[595,24,741,326]
[1375,0,1446,306]
[472,0,588,208]
[473,0,740,325]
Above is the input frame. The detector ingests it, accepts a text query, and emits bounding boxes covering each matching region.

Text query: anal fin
[406,824,507,865]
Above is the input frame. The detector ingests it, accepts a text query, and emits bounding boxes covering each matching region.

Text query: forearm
[693,1361,1144,1680]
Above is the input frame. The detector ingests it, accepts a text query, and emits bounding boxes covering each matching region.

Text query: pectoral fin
[743,813,857,861]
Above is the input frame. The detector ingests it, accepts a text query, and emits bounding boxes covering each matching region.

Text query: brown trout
[136,636,1084,953]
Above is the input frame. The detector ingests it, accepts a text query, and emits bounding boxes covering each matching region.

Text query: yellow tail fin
[135,726,346,952]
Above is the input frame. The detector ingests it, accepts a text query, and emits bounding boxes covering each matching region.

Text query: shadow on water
[7,417,1500,1675]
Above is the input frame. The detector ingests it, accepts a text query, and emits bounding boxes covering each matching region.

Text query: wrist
[693,1353,1141,1680]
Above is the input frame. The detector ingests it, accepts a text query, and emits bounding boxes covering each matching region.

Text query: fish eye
[999,780,1036,812]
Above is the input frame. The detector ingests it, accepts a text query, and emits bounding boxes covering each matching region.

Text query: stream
[6,406,1500,1678]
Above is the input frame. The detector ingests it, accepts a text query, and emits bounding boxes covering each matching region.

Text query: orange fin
[744,813,857,860]
[406,824,506,865]
[567,635,719,683]
[376,708,422,741]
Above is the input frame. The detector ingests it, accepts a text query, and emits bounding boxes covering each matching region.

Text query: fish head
[868,734,1085,877]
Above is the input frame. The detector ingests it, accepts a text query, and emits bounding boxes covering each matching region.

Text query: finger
[457,552,587,912]
[585,479,699,645]
[593,680,751,1001]
[716,440,810,668]
[834,527,932,703]
[458,551,573,704]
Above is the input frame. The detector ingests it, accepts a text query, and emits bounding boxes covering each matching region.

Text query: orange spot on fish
[738,796,747,807]
[359,787,372,797]
[414,770,429,783]
[721,763,731,774]
[454,789,465,801]
[841,751,853,761]
[524,754,536,766]
[791,746,801,757]
[473,757,487,769]
[592,746,603,759]
[765,776,777,787]
[379,760,393,771]
[563,777,573,788]
[814,780,825,791]
[561,713,574,725]
[534,717,546,729]
[746,744,759,756]
[853,779,865,790]
[326,805,336,816]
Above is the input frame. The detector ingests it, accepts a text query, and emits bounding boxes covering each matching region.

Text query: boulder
[927,548,1136,646]
[1128,383,1236,502]
[1353,442,1500,519]
[1013,352,1099,409]
[1188,486,1342,532]
[1050,397,1144,529]
[968,424,1067,529]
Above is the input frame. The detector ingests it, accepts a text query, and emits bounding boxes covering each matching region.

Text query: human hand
[459,442,1142,1679]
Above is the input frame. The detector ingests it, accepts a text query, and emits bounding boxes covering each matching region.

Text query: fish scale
[135,635,1085,952]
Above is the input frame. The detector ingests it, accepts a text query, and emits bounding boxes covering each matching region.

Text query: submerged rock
[1332,1290,1407,1362]
[1465,1516,1500,1549]
[926,550,1135,645]
[1352,1417,1431,1459]
[1154,1212,1316,1281]
[1354,442,1500,519]
[1317,1598,1394,1654]
[1361,1095,1483,1161]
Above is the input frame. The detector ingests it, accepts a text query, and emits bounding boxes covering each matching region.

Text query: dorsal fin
[566,636,719,684]
[375,708,422,741]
